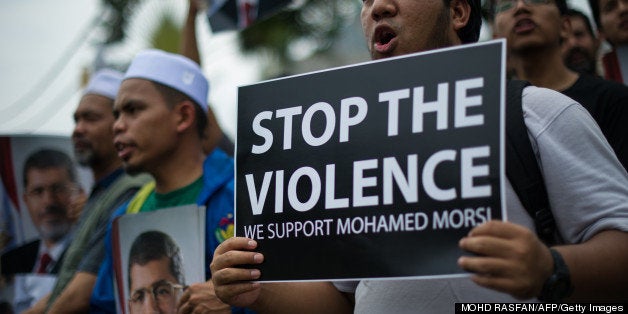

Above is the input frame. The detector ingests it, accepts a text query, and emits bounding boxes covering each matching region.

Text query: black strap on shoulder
[505,80,556,245]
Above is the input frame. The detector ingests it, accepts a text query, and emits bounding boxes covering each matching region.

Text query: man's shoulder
[521,85,579,113]
[203,148,234,172]
[201,150,235,222]
[108,173,152,202]
[1,239,39,274]
[2,238,39,256]
[522,84,571,98]
[570,74,628,100]
[562,74,628,115]
[578,74,628,92]
[200,149,234,197]
[520,85,595,137]
[82,173,152,221]
[113,173,152,191]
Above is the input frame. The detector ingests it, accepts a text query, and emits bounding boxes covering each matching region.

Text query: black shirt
[562,74,628,171]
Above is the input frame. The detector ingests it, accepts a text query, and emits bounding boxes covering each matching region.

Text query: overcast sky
[0,0,99,136]
[0,0,260,139]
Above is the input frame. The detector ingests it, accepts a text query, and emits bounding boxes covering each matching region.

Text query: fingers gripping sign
[210,237,265,308]
[457,220,554,299]
[177,281,231,314]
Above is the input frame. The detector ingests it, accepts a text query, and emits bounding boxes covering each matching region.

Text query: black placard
[236,40,506,281]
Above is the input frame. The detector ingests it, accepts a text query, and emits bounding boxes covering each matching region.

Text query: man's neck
[42,238,57,249]
[511,46,579,91]
[92,158,123,182]
[151,140,206,194]
[42,235,66,251]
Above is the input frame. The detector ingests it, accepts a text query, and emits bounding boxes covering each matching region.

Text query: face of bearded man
[24,167,77,243]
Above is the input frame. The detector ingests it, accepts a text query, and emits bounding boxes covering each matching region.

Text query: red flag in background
[0,138,20,213]
[0,137,23,252]
[207,0,292,32]
[240,0,257,28]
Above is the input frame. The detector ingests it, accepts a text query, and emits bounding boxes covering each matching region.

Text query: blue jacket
[90,149,244,313]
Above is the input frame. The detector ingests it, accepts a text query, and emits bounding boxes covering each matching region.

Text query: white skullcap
[124,49,209,111]
[83,68,124,100]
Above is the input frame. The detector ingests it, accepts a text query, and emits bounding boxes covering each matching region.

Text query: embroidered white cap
[124,49,209,111]
[83,68,124,100]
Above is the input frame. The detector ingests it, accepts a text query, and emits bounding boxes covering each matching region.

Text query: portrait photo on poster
[112,204,205,314]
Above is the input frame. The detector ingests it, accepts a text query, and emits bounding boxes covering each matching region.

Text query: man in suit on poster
[1,149,83,312]
[1,149,81,277]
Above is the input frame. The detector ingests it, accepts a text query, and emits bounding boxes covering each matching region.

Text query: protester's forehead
[119,77,158,90]
[129,258,179,288]
[114,78,161,107]
[570,15,591,32]
[77,93,115,111]
[25,167,71,185]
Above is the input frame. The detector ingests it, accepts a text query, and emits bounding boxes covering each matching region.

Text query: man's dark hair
[127,230,185,289]
[566,8,596,37]
[448,0,483,43]
[588,0,601,29]
[151,81,209,139]
[22,148,77,187]
[555,0,568,15]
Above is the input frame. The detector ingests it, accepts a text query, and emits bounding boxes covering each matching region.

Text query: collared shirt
[89,168,125,199]
[33,233,72,274]
[75,167,124,226]
[73,168,126,229]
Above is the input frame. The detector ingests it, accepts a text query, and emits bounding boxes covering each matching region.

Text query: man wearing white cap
[90,50,237,313]
[23,69,151,314]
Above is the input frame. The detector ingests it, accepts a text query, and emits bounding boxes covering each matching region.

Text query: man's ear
[592,29,602,51]
[560,15,572,42]
[174,100,196,134]
[451,0,472,33]
[492,19,503,39]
